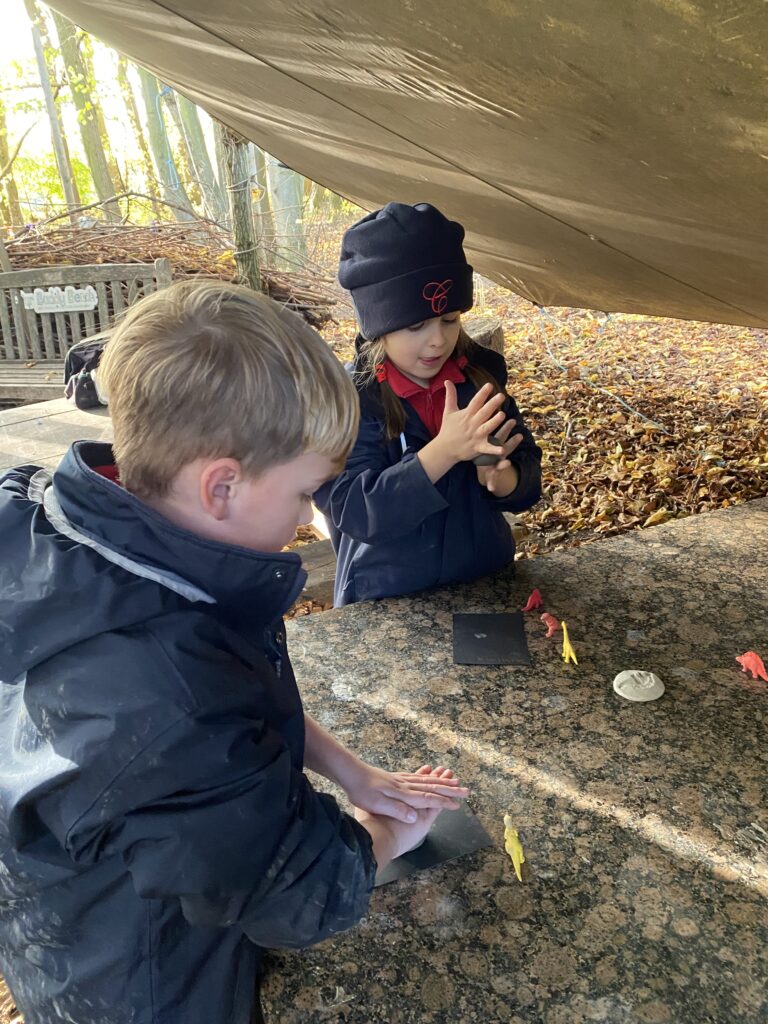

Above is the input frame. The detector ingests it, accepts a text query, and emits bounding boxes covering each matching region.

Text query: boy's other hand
[344,763,468,823]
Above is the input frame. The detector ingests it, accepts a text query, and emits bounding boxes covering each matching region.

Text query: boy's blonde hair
[98,280,359,498]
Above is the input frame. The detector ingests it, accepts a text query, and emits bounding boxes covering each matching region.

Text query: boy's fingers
[472,392,506,425]
[399,772,461,786]
[476,416,507,451]
[379,798,418,823]
[378,792,463,820]
[401,782,469,799]
[400,791,463,809]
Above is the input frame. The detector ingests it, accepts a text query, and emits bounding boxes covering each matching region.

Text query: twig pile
[5,224,336,327]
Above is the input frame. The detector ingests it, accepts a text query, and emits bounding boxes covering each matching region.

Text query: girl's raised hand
[438,381,507,463]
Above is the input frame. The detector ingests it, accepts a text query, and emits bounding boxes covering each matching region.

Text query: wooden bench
[0,259,172,404]
[0,362,67,406]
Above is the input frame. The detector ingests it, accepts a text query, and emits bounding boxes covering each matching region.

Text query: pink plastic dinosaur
[521,588,543,612]
[736,651,768,682]
[540,612,560,638]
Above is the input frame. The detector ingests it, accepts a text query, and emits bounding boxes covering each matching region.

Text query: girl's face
[383,313,462,386]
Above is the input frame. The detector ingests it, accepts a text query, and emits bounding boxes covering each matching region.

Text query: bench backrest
[0,259,172,361]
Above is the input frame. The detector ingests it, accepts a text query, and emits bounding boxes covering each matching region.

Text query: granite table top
[265,497,768,1024]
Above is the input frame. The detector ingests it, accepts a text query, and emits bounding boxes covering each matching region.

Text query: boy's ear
[199,458,243,520]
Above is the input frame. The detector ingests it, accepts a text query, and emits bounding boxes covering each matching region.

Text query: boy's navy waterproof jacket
[315,341,542,606]
[0,442,375,1024]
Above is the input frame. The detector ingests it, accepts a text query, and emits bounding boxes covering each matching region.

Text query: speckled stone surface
[265,498,768,1024]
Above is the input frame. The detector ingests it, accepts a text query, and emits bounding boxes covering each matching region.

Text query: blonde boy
[0,282,465,1024]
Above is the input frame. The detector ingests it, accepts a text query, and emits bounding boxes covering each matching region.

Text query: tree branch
[36,190,228,230]
[0,118,39,183]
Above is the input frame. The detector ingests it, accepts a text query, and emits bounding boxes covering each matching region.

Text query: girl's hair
[356,326,502,440]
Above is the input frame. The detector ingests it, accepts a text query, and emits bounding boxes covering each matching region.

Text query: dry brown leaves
[286,525,321,549]
[286,599,333,619]
[486,293,768,557]
[283,527,333,619]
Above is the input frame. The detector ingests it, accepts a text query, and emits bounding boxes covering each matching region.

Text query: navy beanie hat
[338,202,474,340]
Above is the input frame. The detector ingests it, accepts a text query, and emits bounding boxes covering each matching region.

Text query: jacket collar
[52,442,306,625]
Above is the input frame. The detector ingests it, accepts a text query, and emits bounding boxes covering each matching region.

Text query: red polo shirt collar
[380,355,467,436]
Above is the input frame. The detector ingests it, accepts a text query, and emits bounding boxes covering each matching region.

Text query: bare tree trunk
[250,144,275,263]
[0,97,24,227]
[50,9,120,222]
[116,56,162,218]
[216,122,262,292]
[0,235,11,271]
[25,0,81,204]
[213,125,230,230]
[176,95,227,223]
[32,1,81,207]
[266,155,306,269]
[24,0,80,224]
[136,67,195,221]
[161,90,202,207]
[79,32,125,196]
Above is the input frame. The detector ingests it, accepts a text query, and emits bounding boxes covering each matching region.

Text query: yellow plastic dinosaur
[503,814,525,882]
[561,620,578,665]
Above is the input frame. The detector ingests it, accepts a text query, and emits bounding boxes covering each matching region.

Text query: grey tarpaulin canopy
[48,1,768,327]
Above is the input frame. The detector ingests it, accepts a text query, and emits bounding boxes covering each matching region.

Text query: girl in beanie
[315,202,542,606]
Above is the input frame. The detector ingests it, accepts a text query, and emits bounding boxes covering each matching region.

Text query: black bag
[64,335,109,410]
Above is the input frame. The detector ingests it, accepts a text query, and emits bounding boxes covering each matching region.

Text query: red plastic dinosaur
[540,612,560,638]
[736,651,768,682]
[521,588,543,612]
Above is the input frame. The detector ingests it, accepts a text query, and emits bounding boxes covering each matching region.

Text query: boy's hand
[354,768,460,866]
[344,763,469,823]
[476,417,524,494]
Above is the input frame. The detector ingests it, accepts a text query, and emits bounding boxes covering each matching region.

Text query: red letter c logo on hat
[422,279,453,315]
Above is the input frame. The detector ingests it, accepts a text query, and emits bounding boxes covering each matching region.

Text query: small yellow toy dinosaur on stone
[561,620,578,665]
[503,814,525,882]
